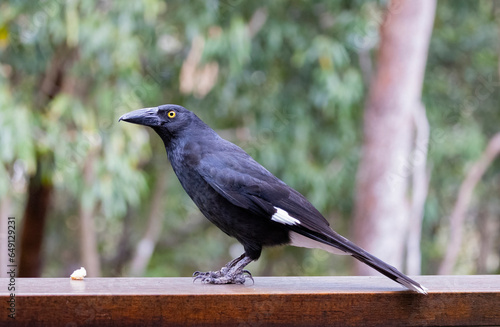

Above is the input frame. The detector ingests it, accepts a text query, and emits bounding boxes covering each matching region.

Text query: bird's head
[119,104,204,142]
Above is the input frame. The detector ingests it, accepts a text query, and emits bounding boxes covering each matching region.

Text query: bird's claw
[192,270,221,283]
[241,269,254,285]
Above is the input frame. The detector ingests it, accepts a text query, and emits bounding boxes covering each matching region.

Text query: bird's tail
[295,228,428,294]
[347,245,428,294]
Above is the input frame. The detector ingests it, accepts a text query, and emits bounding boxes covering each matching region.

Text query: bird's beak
[119,107,159,126]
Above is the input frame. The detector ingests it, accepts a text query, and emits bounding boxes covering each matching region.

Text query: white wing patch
[271,207,301,225]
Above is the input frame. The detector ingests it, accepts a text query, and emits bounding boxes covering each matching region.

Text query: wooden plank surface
[1,275,499,326]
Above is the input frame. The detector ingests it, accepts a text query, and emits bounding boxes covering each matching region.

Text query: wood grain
[1,275,499,326]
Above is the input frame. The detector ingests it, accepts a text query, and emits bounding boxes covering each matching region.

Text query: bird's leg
[193,253,254,284]
[192,253,245,279]
[219,253,246,274]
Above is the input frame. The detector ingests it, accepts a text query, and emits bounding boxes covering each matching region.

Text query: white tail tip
[396,277,428,294]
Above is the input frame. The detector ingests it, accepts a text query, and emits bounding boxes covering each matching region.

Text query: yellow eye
[167,111,176,118]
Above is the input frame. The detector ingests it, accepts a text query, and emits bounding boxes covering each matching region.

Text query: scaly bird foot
[192,268,253,285]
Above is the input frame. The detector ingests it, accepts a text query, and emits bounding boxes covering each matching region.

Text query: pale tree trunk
[128,170,167,277]
[438,132,500,274]
[476,209,497,274]
[80,150,101,277]
[353,0,436,275]
[406,104,431,275]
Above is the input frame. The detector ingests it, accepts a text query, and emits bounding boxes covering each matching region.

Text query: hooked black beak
[119,107,159,126]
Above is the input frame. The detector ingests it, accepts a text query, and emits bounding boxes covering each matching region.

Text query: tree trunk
[17,45,77,277]
[0,195,12,277]
[476,209,497,274]
[80,150,101,277]
[438,132,500,274]
[129,170,167,277]
[18,165,53,277]
[353,0,436,275]
[406,104,431,275]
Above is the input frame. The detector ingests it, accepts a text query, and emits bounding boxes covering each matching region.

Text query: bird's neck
[158,122,220,163]
[152,127,173,144]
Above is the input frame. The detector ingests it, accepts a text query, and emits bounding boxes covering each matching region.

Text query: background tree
[352,0,436,275]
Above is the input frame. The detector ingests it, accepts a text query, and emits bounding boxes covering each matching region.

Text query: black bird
[119,104,427,294]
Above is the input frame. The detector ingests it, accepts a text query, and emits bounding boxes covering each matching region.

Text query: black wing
[195,143,333,234]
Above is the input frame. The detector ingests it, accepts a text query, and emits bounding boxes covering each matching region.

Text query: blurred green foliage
[0,0,498,277]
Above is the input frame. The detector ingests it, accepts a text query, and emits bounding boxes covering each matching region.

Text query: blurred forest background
[0,0,499,279]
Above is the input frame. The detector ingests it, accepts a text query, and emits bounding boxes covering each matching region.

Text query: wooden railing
[1,275,499,326]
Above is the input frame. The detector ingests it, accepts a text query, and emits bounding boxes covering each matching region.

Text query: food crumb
[70,267,87,280]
